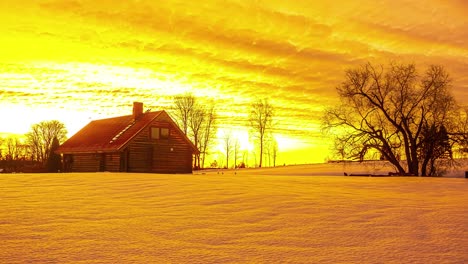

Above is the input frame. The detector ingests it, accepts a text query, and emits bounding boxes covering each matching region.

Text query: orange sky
[1,0,468,165]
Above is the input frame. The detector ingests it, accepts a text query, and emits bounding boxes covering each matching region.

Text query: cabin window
[150,127,160,139]
[160,128,169,139]
[150,127,169,140]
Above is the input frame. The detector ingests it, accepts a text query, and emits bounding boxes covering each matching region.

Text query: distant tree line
[0,120,67,173]
[220,129,278,169]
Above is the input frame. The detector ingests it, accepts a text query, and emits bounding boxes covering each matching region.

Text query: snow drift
[0,167,467,263]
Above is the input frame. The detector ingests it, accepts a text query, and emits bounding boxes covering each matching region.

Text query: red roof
[57,110,197,154]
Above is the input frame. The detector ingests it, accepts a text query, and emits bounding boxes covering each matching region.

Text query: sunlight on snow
[0,167,467,263]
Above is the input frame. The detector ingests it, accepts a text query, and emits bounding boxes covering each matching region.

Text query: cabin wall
[126,113,193,173]
[66,153,100,172]
[104,153,121,172]
[64,152,121,172]
[127,144,152,173]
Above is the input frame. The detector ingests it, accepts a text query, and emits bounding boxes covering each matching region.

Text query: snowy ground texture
[1,164,467,263]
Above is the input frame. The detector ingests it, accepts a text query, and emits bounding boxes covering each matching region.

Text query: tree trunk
[197,154,201,170]
[201,151,206,169]
[226,153,229,169]
[259,136,263,168]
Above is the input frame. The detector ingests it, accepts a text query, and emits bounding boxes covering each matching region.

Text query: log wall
[104,153,121,172]
[68,153,100,172]
[66,153,122,172]
[126,113,193,173]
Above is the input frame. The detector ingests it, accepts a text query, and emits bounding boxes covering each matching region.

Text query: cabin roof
[57,110,198,154]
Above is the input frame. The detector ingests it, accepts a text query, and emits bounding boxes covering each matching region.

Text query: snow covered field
[1,165,467,263]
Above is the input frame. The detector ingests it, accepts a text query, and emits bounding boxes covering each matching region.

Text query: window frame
[160,127,169,139]
[150,127,170,140]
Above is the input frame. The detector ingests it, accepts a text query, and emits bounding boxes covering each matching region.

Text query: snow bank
[0,171,467,263]
[211,161,468,178]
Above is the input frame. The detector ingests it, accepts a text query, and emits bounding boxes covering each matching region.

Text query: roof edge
[117,111,163,151]
[161,110,199,154]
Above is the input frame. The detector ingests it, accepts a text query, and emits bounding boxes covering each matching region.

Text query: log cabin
[56,102,198,173]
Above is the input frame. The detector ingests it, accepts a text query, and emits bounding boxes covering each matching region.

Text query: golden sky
[1,0,468,164]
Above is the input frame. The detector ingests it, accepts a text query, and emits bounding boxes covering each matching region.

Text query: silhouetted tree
[200,103,216,168]
[172,94,217,169]
[26,120,67,165]
[5,137,21,161]
[263,134,279,167]
[233,138,240,169]
[222,131,233,169]
[419,124,452,175]
[46,137,61,172]
[270,137,278,167]
[249,99,274,168]
[173,93,195,136]
[323,62,457,176]
[450,107,468,157]
[200,105,216,169]
[189,106,205,169]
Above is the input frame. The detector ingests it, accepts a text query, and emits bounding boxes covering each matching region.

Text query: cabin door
[127,145,153,172]
[99,153,106,172]
[120,150,127,172]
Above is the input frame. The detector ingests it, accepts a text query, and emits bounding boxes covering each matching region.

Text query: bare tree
[241,149,249,168]
[172,94,217,169]
[26,120,67,165]
[5,137,22,160]
[271,136,278,167]
[233,138,240,169]
[450,106,468,157]
[200,105,216,169]
[0,136,31,172]
[323,62,458,176]
[173,93,195,135]
[263,134,279,167]
[26,127,42,162]
[222,131,233,169]
[3,137,22,172]
[249,99,274,168]
[189,107,205,169]
[265,136,271,167]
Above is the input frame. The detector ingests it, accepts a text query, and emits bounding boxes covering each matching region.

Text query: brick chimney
[133,102,144,120]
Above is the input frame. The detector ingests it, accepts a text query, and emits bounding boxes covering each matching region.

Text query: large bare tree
[26,120,67,164]
[200,105,216,169]
[323,62,458,176]
[249,98,274,168]
[173,93,195,135]
[172,94,217,169]
[188,106,205,169]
